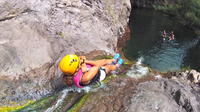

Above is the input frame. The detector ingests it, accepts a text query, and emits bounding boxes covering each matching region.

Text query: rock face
[127,79,200,112]
[0,0,131,105]
[165,70,200,85]
[79,77,137,112]
[11,68,200,111]
[78,75,200,112]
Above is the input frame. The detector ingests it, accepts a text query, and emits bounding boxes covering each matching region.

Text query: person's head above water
[59,54,80,75]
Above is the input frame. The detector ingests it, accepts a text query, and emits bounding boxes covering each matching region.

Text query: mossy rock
[0,100,34,112]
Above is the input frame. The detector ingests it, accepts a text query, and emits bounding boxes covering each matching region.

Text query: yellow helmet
[59,54,80,75]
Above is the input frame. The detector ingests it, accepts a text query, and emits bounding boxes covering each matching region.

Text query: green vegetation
[153,0,200,33]
[67,93,90,112]
[180,66,191,72]
[15,94,59,112]
[93,55,113,60]
[56,31,65,38]
[0,100,34,112]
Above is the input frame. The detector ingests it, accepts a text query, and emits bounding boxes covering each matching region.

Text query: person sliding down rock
[59,54,123,88]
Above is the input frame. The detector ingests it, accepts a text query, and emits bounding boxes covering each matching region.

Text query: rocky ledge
[75,69,200,112]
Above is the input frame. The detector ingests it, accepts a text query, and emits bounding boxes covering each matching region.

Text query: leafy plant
[153,0,200,30]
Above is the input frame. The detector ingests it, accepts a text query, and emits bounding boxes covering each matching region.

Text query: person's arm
[81,66,99,83]
[79,58,99,83]
[80,62,88,73]
[79,56,99,66]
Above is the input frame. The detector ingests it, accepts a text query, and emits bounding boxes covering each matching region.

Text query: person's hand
[79,56,86,60]
[79,56,86,65]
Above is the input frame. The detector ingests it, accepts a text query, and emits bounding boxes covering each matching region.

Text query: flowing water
[16,86,92,112]
[126,57,149,78]
[123,9,200,72]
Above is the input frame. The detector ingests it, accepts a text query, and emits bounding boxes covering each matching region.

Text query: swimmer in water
[162,30,167,41]
[170,31,175,40]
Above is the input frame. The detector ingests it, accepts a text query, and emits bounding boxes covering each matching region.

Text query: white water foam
[126,57,149,79]
[45,86,92,112]
[136,57,144,65]
[45,89,68,112]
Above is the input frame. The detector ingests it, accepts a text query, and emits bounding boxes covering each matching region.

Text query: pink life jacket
[73,64,92,88]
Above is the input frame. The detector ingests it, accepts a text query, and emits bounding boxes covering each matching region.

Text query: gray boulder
[127,79,200,112]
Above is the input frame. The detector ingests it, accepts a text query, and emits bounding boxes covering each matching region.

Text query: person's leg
[85,54,120,66]
[103,58,124,74]
[95,59,115,66]
[103,65,118,74]
[86,59,115,66]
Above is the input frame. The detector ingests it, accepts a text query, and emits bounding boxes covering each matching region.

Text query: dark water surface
[124,9,200,72]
